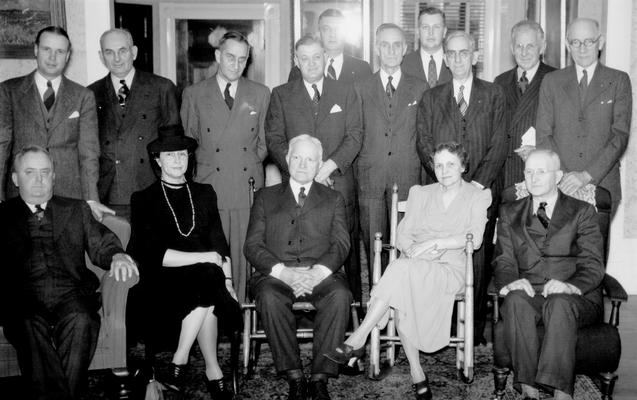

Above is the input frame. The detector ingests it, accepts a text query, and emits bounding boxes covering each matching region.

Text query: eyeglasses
[568,36,601,49]
[523,168,557,177]
[445,50,471,60]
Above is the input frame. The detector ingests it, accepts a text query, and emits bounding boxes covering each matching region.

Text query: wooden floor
[607,295,637,399]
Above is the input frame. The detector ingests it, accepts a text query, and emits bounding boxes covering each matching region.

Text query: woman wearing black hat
[127,125,240,399]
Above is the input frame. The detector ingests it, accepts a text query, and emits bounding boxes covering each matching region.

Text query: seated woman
[127,125,241,399]
[325,142,491,399]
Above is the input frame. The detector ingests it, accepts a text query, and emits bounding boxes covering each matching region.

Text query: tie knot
[299,187,305,195]
[35,204,44,212]
[388,75,393,83]
[520,71,527,80]
[120,79,126,85]
[329,58,334,65]
[459,85,464,92]
[312,84,318,90]
[225,82,232,90]
[46,80,53,88]
[539,201,547,210]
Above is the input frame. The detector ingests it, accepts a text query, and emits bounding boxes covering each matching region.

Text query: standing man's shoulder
[1,72,35,91]
[87,74,109,93]
[402,72,429,93]
[182,75,217,96]
[493,66,516,87]
[240,76,270,96]
[61,75,93,96]
[344,55,372,76]
[596,63,631,85]
[136,70,178,90]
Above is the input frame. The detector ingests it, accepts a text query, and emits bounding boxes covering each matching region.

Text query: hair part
[99,28,134,49]
[418,6,446,24]
[35,25,70,47]
[318,8,344,23]
[12,145,54,173]
[444,30,476,52]
[286,134,324,161]
[295,34,323,53]
[431,141,469,170]
[219,30,250,50]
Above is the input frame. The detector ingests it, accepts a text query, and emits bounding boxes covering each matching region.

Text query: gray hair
[295,34,323,53]
[566,18,600,39]
[525,148,561,170]
[444,30,476,52]
[375,23,405,41]
[286,134,324,161]
[12,145,54,173]
[511,20,545,41]
[99,28,134,49]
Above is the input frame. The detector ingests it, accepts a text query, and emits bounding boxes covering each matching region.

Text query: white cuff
[270,263,285,279]
[313,264,332,279]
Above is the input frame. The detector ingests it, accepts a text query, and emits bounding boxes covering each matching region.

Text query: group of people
[0,5,631,400]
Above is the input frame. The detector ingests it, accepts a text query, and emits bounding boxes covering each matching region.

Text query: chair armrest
[487,278,499,298]
[100,272,139,326]
[603,274,627,302]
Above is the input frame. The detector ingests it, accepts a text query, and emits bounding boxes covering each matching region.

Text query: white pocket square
[249,110,257,115]
[68,111,80,119]
[330,104,342,113]
[408,100,418,107]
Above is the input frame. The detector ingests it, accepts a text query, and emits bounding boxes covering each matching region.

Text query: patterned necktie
[43,80,55,111]
[118,79,130,108]
[457,85,467,116]
[311,84,320,104]
[537,201,550,229]
[34,204,45,221]
[327,58,337,80]
[386,76,395,99]
[224,82,234,110]
[518,71,528,94]
[427,55,437,88]
[298,186,306,207]
[579,69,588,106]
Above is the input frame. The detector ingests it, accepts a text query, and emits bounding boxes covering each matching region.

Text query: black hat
[147,125,198,154]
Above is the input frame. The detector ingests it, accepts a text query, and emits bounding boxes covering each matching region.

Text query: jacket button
[105,140,110,145]
[296,258,301,263]
[115,160,120,164]
[216,167,220,171]
[140,159,144,164]
[288,241,292,245]
[388,152,392,156]
[291,220,295,224]
[216,148,220,152]
[243,167,247,171]
[138,136,143,141]
[251,128,255,131]
[243,147,247,151]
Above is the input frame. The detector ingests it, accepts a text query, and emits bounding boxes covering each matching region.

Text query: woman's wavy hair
[430,141,469,172]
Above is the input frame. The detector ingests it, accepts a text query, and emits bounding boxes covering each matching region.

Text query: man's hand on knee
[500,278,535,297]
[542,279,581,297]
[109,253,139,282]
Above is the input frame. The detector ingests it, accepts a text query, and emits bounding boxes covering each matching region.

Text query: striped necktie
[386,76,395,99]
[427,55,437,87]
[457,85,467,116]
[327,58,337,80]
[518,71,528,94]
[118,79,130,108]
[43,81,55,111]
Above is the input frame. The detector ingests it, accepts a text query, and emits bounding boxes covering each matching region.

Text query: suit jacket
[0,196,123,320]
[265,78,362,205]
[88,70,180,204]
[401,50,452,87]
[416,76,508,189]
[355,71,427,198]
[288,55,372,84]
[494,62,556,187]
[493,191,604,306]
[536,64,632,202]
[181,76,270,210]
[0,71,99,201]
[244,182,349,277]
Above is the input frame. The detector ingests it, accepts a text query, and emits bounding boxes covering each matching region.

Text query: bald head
[524,149,563,198]
[566,18,604,68]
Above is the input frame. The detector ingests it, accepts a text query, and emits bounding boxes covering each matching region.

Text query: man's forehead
[297,44,323,55]
[446,37,470,50]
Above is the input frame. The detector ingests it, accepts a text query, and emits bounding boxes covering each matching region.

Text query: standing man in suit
[355,23,427,281]
[0,26,111,220]
[245,135,352,400]
[0,146,138,400]
[288,8,372,84]
[536,18,631,217]
[402,6,452,88]
[416,30,507,342]
[266,35,363,303]
[88,28,180,220]
[494,21,556,188]
[493,149,604,400]
[181,31,270,302]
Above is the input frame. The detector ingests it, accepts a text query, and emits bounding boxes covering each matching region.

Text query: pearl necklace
[161,181,196,237]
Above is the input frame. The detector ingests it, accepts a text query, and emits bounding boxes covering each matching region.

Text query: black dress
[128,181,241,351]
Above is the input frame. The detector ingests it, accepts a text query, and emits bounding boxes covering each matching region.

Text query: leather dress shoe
[206,377,233,400]
[164,363,187,392]
[412,376,432,400]
[287,376,307,400]
[323,343,365,366]
[308,380,331,400]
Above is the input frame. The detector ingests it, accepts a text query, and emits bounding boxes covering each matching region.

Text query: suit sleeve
[203,186,230,259]
[180,86,200,143]
[472,85,508,187]
[0,82,13,201]
[565,203,604,294]
[326,85,362,172]
[243,190,283,275]
[83,201,123,269]
[586,72,632,184]
[492,205,520,291]
[535,76,558,152]
[160,79,181,127]
[256,87,271,162]
[416,91,435,175]
[78,90,100,201]
[265,88,290,174]
[315,193,350,271]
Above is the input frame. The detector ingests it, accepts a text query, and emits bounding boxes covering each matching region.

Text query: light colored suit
[0,71,99,201]
[181,75,270,301]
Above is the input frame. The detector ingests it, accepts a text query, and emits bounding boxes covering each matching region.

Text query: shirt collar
[110,68,135,94]
[304,78,324,98]
[34,71,62,95]
[289,179,313,202]
[325,52,344,78]
[575,61,598,85]
[517,61,540,83]
[379,67,402,89]
[532,191,559,218]
[216,73,238,98]
[420,47,445,79]
[452,74,473,103]
[24,200,48,213]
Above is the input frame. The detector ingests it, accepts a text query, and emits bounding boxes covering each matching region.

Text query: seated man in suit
[244,134,352,400]
[0,146,138,400]
[493,149,604,400]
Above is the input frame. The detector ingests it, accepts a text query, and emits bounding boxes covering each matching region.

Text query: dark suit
[88,70,180,208]
[536,64,632,209]
[493,191,604,395]
[401,51,452,87]
[244,182,352,376]
[288,55,372,84]
[494,62,556,187]
[355,71,427,276]
[0,196,124,400]
[265,78,363,300]
[0,71,99,201]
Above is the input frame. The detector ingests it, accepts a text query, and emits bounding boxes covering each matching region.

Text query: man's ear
[215,49,221,64]
[131,45,139,61]
[293,54,300,68]
[598,34,606,51]
[471,50,479,66]
[11,172,18,188]
[555,170,564,184]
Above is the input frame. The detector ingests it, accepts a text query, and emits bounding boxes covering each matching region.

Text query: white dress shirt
[575,61,598,85]
[532,191,558,219]
[325,53,344,79]
[110,68,135,95]
[303,78,324,99]
[25,201,48,213]
[379,68,402,90]
[34,72,61,101]
[216,73,237,98]
[517,61,540,83]
[420,47,445,81]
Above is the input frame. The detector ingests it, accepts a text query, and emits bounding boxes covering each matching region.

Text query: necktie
[311,84,320,104]
[327,58,337,80]
[43,80,55,111]
[224,82,234,110]
[118,79,130,108]
[537,201,550,229]
[298,186,306,207]
[34,204,45,221]
[579,69,588,106]
[386,76,395,99]
[457,85,467,116]
[518,71,528,94]
[427,55,437,88]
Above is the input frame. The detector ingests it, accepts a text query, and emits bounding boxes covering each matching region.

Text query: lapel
[207,76,232,124]
[48,75,75,132]
[366,73,387,118]
[512,62,552,123]
[438,63,452,85]
[545,191,573,239]
[516,196,543,256]
[290,79,316,124]
[560,66,581,112]
[298,182,325,215]
[463,76,485,124]
[121,71,151,127]
[339,56,354,82]
[583,63,612,107]
[438,81,457,125]
[226,77,252,129]
[50,196,73,243]
[17,71,46,132]
[102,75,123,126]
[393,74,414,119]
[277,183,302,218]
[8,197,32,243]
[316,79,339,125]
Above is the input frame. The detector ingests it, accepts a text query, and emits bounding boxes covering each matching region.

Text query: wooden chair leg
[230,329,241,395]
[456,301,464,374]
[242,310,251,375]
[599,371,618,400]
[387,309,396,366]
[492,367,510,400]
[369,325,381,380]
[109,367,132,400]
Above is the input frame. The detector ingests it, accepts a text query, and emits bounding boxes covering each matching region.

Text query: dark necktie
[457,85,467,116]
[579,69,588,106]
[327,58,337,80]
[536,201,550,229]
[518,70,528,94]
[298,186,306,207]
[427,55,437,88]
[43,80,55,111]
[386,76,395,99]
[224,82,234,110]
[118,79,130,108]
[34,204,45,221]
[311,84,320,104]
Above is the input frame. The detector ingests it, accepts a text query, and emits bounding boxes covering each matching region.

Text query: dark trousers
[4,296,100,400]
[250,273,352,377]
[344,203,362,304]
[358,192,394,288]
[501,291,601,395]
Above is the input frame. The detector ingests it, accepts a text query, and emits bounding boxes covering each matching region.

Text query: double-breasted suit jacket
[401,51,452,87]
[288,54,372,84]
[0,71,99,201]
[536,64,632,203]
[494,62,556,187]
[88,70,180,205]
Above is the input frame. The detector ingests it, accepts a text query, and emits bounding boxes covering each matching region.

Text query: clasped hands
[279,267,326,297]
[403,240,446,261]
[499,278,581,298]
[109,253,139,282]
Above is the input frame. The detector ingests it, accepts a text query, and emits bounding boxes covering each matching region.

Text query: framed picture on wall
[0,0,66,59]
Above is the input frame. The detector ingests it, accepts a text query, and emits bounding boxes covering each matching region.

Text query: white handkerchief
[249,110,257,115]
[408,100,417,107]
[520,126,536,147]
[68,111,80,119]
[330,104,342,113]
